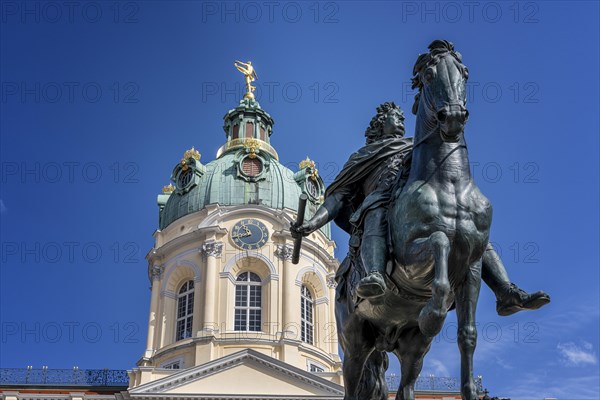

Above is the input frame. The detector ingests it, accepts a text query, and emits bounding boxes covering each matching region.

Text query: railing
[0,368,129,387]
[386,374,484,393]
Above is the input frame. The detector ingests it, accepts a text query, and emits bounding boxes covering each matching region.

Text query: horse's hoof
[418,303,446,337]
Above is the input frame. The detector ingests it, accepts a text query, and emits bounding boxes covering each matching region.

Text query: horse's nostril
[464,110,469,120]
[437,110,447,122]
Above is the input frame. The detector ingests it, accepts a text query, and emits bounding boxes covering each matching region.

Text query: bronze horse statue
[336,40,488,400]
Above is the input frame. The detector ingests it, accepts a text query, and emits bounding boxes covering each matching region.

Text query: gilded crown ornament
[183,147,201,161]
[299,157,315,170]
[244,138,260,159]
[180,147,201,171]
[300,157,319,180]
[162,183,175,194]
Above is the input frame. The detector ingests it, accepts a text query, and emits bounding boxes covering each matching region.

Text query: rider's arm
[295,191,347,235]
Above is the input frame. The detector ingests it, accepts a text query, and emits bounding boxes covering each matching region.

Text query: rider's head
[364,102,405,144]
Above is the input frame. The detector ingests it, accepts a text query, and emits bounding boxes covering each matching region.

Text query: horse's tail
[356,351,389,400]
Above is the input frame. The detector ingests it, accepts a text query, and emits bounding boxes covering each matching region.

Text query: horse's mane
[364,102,405,144]
[410,40,469,114]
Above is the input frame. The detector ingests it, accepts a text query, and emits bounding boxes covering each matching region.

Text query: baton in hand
[292,194,308,264]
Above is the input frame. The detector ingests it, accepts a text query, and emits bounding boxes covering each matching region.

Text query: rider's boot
[356,232,387,299]
[482,243,550,316]
[356,271,386,299]
[496,283,551,316]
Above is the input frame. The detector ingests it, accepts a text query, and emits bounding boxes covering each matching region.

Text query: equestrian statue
[292,40,550,400]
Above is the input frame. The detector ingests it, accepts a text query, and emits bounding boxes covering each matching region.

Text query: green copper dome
[157,98,329,237]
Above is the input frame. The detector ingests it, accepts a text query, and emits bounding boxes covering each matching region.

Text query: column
[276,244,295,337]
[144,264,163,359]
[201,241,223,332]
[326,274,338,356]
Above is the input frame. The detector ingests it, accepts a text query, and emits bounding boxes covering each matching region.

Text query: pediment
[129,349,343,399]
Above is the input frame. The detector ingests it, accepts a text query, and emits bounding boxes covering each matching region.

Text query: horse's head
[412,40,469,143]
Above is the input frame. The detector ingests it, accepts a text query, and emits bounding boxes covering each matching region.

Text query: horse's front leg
[455,260,482,400]
[393,327,433,400]
[407,231,452,337]
[340,315,377,400]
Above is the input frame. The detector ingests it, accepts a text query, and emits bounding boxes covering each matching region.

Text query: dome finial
[234,60,258,100]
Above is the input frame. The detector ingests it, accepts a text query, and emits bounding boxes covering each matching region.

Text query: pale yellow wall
[134,204,341,389]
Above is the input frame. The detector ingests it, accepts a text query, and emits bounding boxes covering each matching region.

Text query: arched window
[175,280,194,341]
[234,272,262,331]
[301,285,314,345]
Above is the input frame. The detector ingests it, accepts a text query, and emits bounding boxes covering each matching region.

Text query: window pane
[177,297,186,318]
[236,285,248,307]
[235,309,246,331]
[249,309,261,331]
[185,317,193,338]
[176,320,185,341]
[249,286,261,307]
[187,292,194,313]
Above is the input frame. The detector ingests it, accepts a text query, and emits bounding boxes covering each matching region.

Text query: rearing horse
[337,40,491,400]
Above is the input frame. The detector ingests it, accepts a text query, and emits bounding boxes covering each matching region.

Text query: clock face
[231,219,269,250]
[306,178,319,198]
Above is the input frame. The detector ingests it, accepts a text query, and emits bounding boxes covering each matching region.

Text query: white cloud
[423,358,450,377]
[557,341,598,366]
[495,356,513,370]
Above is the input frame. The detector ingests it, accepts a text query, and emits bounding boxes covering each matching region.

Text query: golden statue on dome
[234,60,258,99]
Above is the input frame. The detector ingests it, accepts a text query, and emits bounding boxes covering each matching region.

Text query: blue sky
[1,1,598,398]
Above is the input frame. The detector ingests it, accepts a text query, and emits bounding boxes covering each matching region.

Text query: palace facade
[1,90,471,400]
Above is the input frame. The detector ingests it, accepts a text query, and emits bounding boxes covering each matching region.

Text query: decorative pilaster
[144,264,164,358]
[201,241,223,332]
[326,274,337,289]
[279,243,296,359]
[327,273,338,355]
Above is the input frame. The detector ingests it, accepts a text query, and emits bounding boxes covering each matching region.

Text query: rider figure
[292,102,550,316]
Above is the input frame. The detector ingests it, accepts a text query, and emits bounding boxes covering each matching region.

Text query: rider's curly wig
[364,102,405,144]
[411,40,469,114]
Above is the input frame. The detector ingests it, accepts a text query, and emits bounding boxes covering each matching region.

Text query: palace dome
[157,98,327,233]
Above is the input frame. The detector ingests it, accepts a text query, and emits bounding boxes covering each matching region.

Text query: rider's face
[382,110,405,136]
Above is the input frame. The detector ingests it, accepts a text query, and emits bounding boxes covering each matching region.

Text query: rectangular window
[308,362,325,373]
[162,360,181,370]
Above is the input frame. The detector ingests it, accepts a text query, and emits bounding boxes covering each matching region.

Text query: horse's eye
[423,67,436,84]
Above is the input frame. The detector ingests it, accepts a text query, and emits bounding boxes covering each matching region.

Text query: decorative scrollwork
[151,264,164,280]
[275,244,293,261]
[326,275,337,289]
[201,241,223,258]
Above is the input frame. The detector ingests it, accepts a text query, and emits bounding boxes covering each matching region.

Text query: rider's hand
[290,220,316,238]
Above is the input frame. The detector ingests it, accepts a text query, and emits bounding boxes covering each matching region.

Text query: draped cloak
[325,137,413,303]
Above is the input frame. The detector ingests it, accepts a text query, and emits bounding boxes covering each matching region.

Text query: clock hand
[233,228,252,239]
